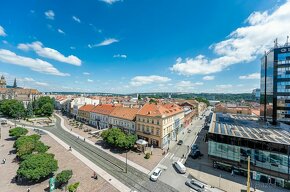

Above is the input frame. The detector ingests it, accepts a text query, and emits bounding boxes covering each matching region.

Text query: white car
[150,168,162,181]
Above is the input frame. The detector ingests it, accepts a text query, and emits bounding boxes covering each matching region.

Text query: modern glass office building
[260,45,290,124]
[208,113,290,189]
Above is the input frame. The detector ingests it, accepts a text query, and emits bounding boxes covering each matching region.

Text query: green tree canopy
[14,134,49,160]
[56,170,73,185]
[17,153,58,181]
[26,102,34,117]
[101,128,137,149]
[195,97,210,106]
[33,96,54,117]
[68,182,80,192]
[0,99,25,118]
[9,127,28,138]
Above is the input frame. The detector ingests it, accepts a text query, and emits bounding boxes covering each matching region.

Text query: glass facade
[209,141,290,174]
[260,46,290,124]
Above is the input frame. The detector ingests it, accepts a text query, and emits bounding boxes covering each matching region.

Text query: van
[173,161,186,174]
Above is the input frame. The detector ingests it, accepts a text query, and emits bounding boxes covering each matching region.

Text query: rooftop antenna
[285,36,289,46]
[274,38,278,48]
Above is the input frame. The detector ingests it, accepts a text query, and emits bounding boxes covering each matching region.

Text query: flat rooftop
[209,113,290,145]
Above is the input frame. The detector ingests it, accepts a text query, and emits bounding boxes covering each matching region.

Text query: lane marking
[170,154,174,159]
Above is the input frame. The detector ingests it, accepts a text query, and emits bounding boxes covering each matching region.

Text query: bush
[17,153,58,181]
[144,152,150,159]
[9,127,28,138]
[68,182,80,192]
[56,170,73,185]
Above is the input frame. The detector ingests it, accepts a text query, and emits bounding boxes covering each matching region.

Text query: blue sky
[0,0,289,93]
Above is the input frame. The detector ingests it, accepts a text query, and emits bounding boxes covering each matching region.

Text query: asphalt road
[158,108,211,192]
[14,116,178,192]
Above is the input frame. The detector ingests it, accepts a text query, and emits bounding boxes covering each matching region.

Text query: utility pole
[247,156,251,192]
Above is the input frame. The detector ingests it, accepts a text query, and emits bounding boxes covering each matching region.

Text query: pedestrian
[187,145,190,150]
[69,146,72,151]
[77,136,79,139]
[3,158,6,164]
[84,138,86,142]
[231,170,234,176]
[167,148,169,153]
[27,187,30,192]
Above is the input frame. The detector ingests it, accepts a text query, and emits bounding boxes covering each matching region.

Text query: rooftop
[110,107,140,120]
[209,113,290,145]
[137,103,183,118]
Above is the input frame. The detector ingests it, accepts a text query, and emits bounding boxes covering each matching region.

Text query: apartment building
[77,104,95,123]
[90,104,116,129]
[109,107,139,134]
[136,103,184,148]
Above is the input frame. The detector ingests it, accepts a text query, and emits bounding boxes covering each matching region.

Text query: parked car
[173,161,186,174]
[177,140,183,145]
[191,144,198,151]
[189,149,202,159]
[150,168,162,181]
[185,179,205,191]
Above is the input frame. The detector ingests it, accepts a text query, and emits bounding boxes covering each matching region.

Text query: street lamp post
[125,149,128,173]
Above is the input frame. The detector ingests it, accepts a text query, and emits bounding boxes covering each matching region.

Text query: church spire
[13,78,17,88]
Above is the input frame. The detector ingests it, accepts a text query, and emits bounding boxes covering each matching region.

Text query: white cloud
[100,0,121,4]
[45,10,55,20]
[203,75,215,80]
[83,72,90,75]
[17,41,81,66]
[87,79,93,82]
[0,25,6,36]
[57,29,65,34]
[113,54,127,58]
[171,1,290,75]
[216,84,233,89]
[72,16,81,23]
[21,77,35,82]
[35,82,49,86]
[176,81,203,87]
[70,46,76,50]
[239,72,260,79]
[2,40,8,44]
[130,75,171,86]
[88,38,119,48]
[0,49,69,76]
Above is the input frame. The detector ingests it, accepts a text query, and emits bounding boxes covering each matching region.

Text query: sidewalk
[55,113,151,174]
[6,120,131,192]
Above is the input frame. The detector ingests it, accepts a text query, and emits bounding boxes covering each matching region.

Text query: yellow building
[77,104,95,123]
[136,103,184,148]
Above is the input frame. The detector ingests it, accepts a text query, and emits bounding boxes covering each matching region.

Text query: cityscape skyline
[0,0,290,94]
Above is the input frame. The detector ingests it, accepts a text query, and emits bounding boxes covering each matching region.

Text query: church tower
[13,78,17,88]
[0,75,6,88]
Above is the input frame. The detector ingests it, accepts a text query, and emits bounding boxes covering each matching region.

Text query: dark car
[177,140,183,145]
[191,144,198,151]
[189,150,202,159]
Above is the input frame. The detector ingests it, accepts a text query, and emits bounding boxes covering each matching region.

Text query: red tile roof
[110,107,139,121]
[79,104,96,112]
[91,104,116,115]
[137,103,183,117]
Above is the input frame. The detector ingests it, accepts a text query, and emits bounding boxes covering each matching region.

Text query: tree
[9,127,28,138]
[26,102,34,117]
[33,96,54,117]
[56,170,73,186]
[0,99,25,118]
[101,128,137,149]
[17,153,58,181]
[195,97,210,106]
[138,94,141,101]
[14,134,49,160]
[68,182,80,192]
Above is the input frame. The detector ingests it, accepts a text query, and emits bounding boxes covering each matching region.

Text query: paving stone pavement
[0,124,119,192]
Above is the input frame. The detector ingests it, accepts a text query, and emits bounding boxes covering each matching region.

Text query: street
[158,108,211,192]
